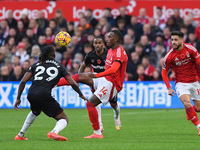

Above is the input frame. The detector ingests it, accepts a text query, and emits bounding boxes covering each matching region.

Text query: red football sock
[193,105,198,112]
[86,102,99,130]
[57,74,79,86]
[186,106,200,126]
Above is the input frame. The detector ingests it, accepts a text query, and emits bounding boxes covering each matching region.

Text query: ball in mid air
[55,31,71,47]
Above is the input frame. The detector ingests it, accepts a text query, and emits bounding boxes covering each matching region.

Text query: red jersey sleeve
[113,47,126,64]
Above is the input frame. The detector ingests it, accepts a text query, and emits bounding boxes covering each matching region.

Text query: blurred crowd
[0,6,199,81]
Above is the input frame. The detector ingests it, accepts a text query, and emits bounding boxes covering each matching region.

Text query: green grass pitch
[0,108,200,150]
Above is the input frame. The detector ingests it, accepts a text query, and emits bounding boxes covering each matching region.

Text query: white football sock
[96,104,103,127]
[18,111,37,137]
[51,119,67,134]
[113,104,120,119]
[197,124,200,129]
[94,129,101,135]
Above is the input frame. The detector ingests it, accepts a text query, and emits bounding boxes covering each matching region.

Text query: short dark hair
[104,7,111,11]
[87,9,93,12]
[94,36,104,41]
[170,31,184,38]
[157,7,162,11]
[110,30,122,41]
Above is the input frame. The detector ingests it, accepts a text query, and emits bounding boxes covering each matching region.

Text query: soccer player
[58,30,127,138]
[14,45,87,141]
[162,31,200,135]
[78,36,120,133]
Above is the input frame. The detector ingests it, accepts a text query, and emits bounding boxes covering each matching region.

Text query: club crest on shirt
[186,51,190,58]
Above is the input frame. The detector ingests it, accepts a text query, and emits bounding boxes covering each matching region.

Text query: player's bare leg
[48,111,68,141]
[110,100,121,131]
[180,94,200,135]
[84,94,103,138]
[15,110,40,140]
[95,104,104,133]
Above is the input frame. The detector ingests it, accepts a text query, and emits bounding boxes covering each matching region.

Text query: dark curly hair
[38,45,55,63]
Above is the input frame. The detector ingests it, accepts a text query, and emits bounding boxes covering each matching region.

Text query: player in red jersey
[57,30,128,138]
[162,31,200,135]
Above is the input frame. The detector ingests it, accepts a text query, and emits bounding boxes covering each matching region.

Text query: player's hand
[80,95,88,102]
[86,73,96,78]
[14,99,21,111]
[168,87,176,97]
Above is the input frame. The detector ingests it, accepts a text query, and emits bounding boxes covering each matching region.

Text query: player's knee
[32,110,41,116]
[182,101,192,108]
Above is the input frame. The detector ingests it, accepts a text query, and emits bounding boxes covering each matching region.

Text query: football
[55,31,71,47]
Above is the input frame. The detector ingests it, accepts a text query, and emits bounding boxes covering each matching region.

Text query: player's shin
[96,104,103,132]
[86,102,101,135]
[51,119,68,134]
[18,111,37,137]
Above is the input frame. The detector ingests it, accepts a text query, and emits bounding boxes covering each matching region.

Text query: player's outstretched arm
[64,75,88,101]
[14,72,32,111]
[87,61,121,78]
[161,68,176,96]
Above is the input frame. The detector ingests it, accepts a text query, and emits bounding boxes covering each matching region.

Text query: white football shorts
[93,77,117,105]
[175,81,200,100]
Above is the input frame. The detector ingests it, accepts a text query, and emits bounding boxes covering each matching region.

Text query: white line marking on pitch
[83,109,184,117]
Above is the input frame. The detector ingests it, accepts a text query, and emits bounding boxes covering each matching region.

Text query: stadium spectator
[116,19,127,37]
[142,56,155,77]
[149,17,162,37]
[126,26,139,44]
[0,65,9,81]
[137,8,150,25]
[0,20,9,38]
[130,64,152,81]
[6,10,17,28]
[87,33,95,46]
[37,35,47,51]
[151,32,167,49]
[93,28,102,37]
[151,69,162,81]
[96,17,111,35]
[45,27,55,45]
[74,53,84,64]
[135,42,144,61]
[29,57,36,66]
[5,27,21,45]
[6,61,14,78]
[140,35,152,56]
[54,9,68,30]
[129,16,143,38]
[126,51,141,79]
[71,35,83,59]
[78,17,93,37]
[180,25,189,42]
[22,37,32,55]
[142,23,155,42]
[83,43,93,56]
[72,59,81,74]
[67,22,74,36]
[30,45,41,61]
[123,34,134,52]
[62,50,72,70]
[0,50,5,68]
[28,19,43,38]
[15,42,29,65]
[5,37,16,54]
[171,7,183,27]
[154,7,166,30]
[187,32,200,51]
[36,10,49,31]
[8,65,23,81]
[20,8,29,29]
[115,6,131,27]
[187,12,198,28]
[166,17,180,31]
[184,17,195,34]
[150,42,166,68]
[195,24,200,41]
[17,20,26,38]
[104,7,115,27]
[22,60,30,74]
[0,45,12,63]
[163,27,171,51]
[49,18,60,36]
[26,28,37,45]
[85,9,98,28]
[74,27,87,44]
